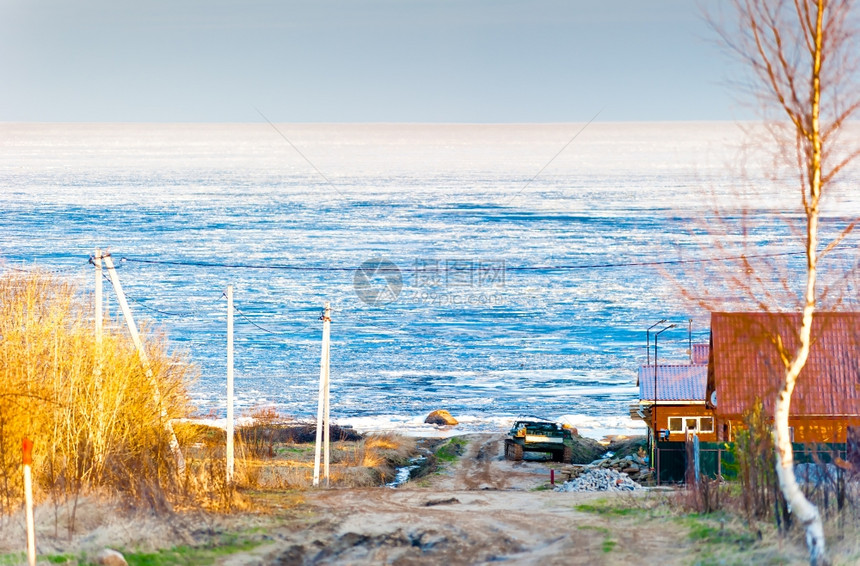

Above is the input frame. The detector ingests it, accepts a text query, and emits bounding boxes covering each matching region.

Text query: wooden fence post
[23,438,36,566]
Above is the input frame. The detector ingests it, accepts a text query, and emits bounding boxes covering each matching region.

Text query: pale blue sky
[0,0,744,122]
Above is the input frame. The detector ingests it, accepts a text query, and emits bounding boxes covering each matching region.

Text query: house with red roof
[706,312,860,444]
[635,362,716,442]
[633,312,860,483]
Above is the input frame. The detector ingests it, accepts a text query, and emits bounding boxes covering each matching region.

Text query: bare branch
[819,221,857,258]
[822,146,860,184]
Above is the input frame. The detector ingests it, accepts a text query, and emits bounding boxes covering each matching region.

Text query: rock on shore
[424,410,458,426]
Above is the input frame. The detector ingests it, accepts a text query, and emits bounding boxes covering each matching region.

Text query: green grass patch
[0,553,26,566]
[601,539,617,553]
[685,519,723,542]
[574,499,640,517]
[0,553,76,565]
[576,526,617,555]
[123,535,262,566]
[435,436,468,463]
[675,514,755,546]
[672,513,767,566]
[276,445,311,456]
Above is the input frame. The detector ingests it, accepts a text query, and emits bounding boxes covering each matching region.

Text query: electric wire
[99,272,224,320]
[501,107,604,206]
[223,292,315,336]
[118,250,811,273]
[3,262,90,275]
[255,106,346,199]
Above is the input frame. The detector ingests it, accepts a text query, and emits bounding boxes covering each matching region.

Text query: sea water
[2,122,857,438]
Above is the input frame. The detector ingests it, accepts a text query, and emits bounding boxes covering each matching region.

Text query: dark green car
[504,419,574,463]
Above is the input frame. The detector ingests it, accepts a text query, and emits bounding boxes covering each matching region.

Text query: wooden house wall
[717,416,860,443]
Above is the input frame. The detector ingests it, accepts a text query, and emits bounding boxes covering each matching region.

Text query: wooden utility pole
[102,253,186,474]
[93,249,107,471]
[95,249,103,345]
[313,303,331,487]
[226,285,235,484]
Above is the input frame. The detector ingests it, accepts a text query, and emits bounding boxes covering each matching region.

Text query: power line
[121,257,354,271]
[501,107,603,206]
[99,272,224,320]
[2,262,90,275]
[255,107,346,199]
[118,250,810,273]
[223,293,315,336]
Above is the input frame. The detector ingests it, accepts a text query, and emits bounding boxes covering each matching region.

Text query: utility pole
[93,249,108,472]
[226,285,234,485]
[313,302,331,487]
[102,253,185,474]
[95,249,103,345]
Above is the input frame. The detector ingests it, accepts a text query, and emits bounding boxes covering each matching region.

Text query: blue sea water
[1,122,857,437]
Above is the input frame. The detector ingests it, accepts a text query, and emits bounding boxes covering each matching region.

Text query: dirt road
[220,434,689,566]
[0,433,820,564]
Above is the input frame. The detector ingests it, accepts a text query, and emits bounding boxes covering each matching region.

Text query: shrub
[731,400,790,530]
[0,271,195,518]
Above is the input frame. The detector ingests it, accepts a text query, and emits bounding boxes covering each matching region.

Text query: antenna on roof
[646,319,667,366]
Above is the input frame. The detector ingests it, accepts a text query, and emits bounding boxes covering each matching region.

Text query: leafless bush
[733,401,790,530]
[0,271,196,520]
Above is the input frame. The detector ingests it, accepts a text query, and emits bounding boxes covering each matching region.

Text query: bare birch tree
[707,1,860,564]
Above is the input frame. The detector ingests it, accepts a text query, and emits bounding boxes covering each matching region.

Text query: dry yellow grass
[0,271,197,519]
[342,433,417,483]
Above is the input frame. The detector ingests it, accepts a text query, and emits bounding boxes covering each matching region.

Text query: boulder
[95,548,128,566]
[424,410,458,426]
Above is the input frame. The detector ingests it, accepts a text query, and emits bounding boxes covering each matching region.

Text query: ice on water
[1,122,857,437]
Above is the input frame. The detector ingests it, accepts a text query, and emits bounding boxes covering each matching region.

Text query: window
[666,416,714,435]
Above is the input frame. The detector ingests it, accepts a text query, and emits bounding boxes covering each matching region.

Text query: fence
[656,440,848,484]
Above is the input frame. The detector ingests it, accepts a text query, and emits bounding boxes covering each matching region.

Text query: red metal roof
[692,343,710,365]
[708,312,860,418]
[639,364,708,402]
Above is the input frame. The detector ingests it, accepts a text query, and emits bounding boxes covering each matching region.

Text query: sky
[0,0,747,123]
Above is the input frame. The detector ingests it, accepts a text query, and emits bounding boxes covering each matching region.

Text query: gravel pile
[555,468,643,492]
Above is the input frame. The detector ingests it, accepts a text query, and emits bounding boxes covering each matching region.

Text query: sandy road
[220,434,690,566]
[0,433,817,564]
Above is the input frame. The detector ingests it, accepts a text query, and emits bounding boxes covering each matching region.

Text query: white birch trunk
[772,4,828,564]
[714,1,860,562]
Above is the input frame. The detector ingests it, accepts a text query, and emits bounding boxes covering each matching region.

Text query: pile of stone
[555,468,642,492]
[554,452,652,490]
